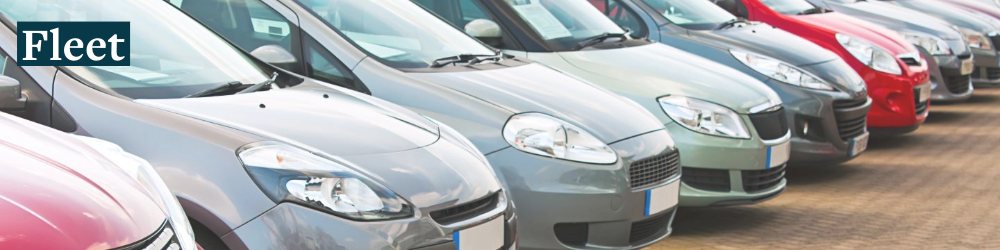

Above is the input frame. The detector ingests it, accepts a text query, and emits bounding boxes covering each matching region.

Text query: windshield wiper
[796,7,828,15]
[573,32,630,50]
[716,19,750,30]
[237,72,279,94]
[185,81,243,98]
[430,52,503,68]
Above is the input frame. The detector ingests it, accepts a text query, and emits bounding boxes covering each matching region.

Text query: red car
[715,0,931,135]
[0,111,198,250]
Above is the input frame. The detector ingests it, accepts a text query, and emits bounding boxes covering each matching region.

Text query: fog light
[802,122,810,136]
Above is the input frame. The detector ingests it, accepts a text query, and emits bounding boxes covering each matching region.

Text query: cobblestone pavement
[647,88,1000,249]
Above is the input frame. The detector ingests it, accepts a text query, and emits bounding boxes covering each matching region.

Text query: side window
[302,35,370,94]
[589,0,647,38]
[174,0,302,72]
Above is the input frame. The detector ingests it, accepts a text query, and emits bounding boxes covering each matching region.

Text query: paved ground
[648,88,1000,249]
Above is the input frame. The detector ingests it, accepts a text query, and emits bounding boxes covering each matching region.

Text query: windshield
[499,0,625,51]
[295,0,495,68]
[759,0,817,15]
[0,0,270,100]
[640,0,736,29]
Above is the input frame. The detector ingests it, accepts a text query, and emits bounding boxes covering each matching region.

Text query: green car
[418,0,789,207]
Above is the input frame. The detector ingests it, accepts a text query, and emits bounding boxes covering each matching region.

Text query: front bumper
[930,54,974,102]
[971,47,1000,87]
[665,119,789,207]
[485,130,680,250]
[862,68,929,131]
[222,202,516,250]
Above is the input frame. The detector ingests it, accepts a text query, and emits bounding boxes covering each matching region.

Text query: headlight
[73,136,196,250]
[238,142,413,221]
[658,96,751,139]
[836,33,903,75]
[899,31,952,55]
[730,50,834,91]
[502,113,617,164]
[959,28,993,50]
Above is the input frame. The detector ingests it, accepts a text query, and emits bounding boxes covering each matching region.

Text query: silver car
[0,1,514,249]
[171,0,683,249]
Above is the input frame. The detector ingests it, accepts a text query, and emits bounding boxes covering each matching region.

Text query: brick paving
[648,88,1000,249]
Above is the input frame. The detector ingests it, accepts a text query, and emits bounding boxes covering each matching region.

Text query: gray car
[0,1,516,249]
[171,0,682,249]
[594,0,871,165]
[808,0,975,101]
[878,0,1000,88]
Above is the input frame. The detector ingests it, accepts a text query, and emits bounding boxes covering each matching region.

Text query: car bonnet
[403,62,666,143]
[794,12,920,55]
[825,1,962,40]
[137,87,440,157]
[688,22,840,66]
[554,44,780,114]
[0,114,165,250]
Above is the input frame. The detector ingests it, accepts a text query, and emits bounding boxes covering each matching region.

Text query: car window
[758,0,816,15]
[495,0,626,51]
[640,0,736,29]
[587,0,647,38]
[414,0,496,29]
[174,0,301,72]
[0,0,271,100]
[302,35,369,93]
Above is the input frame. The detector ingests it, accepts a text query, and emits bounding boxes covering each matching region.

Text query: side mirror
[465,19,503,47]
[0,75,26,111]
[250,45,298,65]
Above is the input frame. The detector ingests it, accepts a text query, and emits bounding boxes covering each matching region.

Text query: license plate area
[961,59,974,75]
[644,181,679,216]
[918,84,932,103]
[767,141,791,168]
[850,133,869,157]
[454,216,504,250]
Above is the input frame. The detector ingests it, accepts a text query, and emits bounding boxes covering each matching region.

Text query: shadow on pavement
[924,110,970,124]
[965,92,1000,104]
[670,207,779,236]
[784,164,863,186]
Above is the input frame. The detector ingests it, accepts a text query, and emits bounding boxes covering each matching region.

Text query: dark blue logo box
[17,22,129,66]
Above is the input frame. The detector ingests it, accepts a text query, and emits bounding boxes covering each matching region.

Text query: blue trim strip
[453,231,460,249]
[766,147,772,169]
[644,189,652,216]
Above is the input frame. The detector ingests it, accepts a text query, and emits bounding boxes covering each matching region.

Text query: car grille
[914,88,929,115]
[116,221,179,250]
[944,74,972,94]
[899,57,921,66]
[430,193,498,225]
[748,107,789,141]
[833,98,867,109]
[833,98,868,141]
[972,67,1000,80]
[629,208,674,245]
[742,164,786,193]
[629,150,681,190]
[681,167,730,192]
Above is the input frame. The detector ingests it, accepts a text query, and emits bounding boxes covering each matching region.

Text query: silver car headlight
[658,96,750,139]
[238,142,413,221]
[836,33,903,75]
[959,27,993,50]
[502,113,617,164]
[73,136,197,250]
[730,50,834,91]
[899,31,952,55]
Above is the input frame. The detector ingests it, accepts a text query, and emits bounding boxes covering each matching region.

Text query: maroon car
[0,111,197,250]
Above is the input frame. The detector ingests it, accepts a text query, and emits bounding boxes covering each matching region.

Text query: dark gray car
[808,0,976,101]
[592,0,871,165]
[0,1,516,249]
[877,0,1000,88]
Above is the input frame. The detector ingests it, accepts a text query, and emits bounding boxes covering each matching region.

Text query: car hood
[137,87,440,156]
[794,12,919,55]
[0,115,165,250]
[554,44,779,113]
[819,0,962,40]
[404,63,665,143]
[688,22,840,66]
[885,0,1000,33]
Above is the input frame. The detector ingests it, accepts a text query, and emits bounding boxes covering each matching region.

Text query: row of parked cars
[1,0,996,249]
